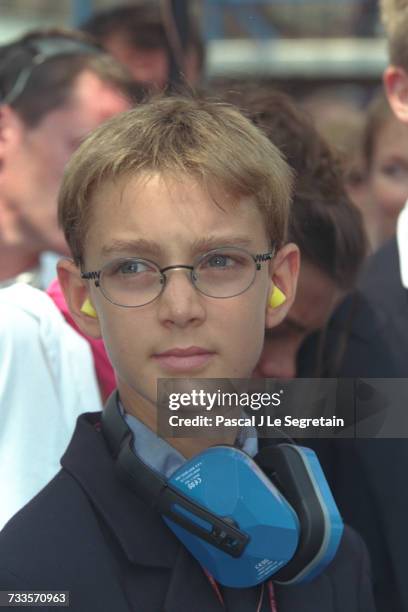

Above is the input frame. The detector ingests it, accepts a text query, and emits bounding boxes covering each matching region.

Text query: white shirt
[0,284,102,529]
[397,201,408,289]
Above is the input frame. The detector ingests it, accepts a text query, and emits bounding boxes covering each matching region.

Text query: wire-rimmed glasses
[81,246,275,308]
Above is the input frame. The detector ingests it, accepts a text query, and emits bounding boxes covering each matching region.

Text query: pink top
[47,279,116,401]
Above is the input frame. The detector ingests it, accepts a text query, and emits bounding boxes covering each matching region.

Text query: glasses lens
[100,258,162,307]
[194,248,256,298]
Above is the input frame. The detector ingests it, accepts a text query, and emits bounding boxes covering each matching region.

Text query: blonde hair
[58,95,293,265]
[381,0,408,68]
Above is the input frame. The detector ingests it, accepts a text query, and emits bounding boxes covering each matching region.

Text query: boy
[0,96,375,611]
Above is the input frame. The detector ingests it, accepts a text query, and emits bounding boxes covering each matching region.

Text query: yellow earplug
[268,286,286,308]
[80,298,98,318]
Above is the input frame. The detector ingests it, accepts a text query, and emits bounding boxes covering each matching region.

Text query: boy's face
[60,172,298,414]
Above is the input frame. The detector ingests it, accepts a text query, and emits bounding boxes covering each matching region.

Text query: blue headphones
[102,392,343,588]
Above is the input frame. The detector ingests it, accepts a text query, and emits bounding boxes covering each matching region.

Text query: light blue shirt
[122,404,258,478]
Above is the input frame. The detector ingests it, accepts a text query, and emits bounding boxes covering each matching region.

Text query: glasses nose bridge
[160,264,196,286]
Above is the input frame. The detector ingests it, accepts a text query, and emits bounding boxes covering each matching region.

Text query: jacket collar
[61,413,235,611]
[61,411,180,568]
[60,412,338,612]
[60,412,273,611]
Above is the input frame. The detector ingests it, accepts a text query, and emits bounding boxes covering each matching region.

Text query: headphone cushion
[255,444,343,584]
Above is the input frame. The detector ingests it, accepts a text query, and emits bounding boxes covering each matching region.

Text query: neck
[118,382,237,459]
[0,242,39,283]
[377,211,398,245]
[0,202,40,282]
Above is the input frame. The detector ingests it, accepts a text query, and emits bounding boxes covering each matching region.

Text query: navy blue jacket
[297,237,408,612]
[0,412,375,612]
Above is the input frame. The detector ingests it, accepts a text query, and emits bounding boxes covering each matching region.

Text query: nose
[157,267,206,328]
[255,339,297,379]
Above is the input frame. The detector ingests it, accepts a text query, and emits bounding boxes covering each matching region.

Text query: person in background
[348,0,408,383]
[362,90,408,246]
[313,0,408,382]
[0,28,132,290]
[229,87,404,611]
[301,87,376,250]
[0,284,102,530]
[333,6,408,603]
[0,29,132,529]
[81,2,205,90]
[226,89,367,380]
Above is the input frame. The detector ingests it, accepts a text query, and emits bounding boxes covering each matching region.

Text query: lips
[153,346,215,372]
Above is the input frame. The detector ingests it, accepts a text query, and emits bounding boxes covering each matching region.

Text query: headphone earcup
[163,446,300,587]
[255,444,343,584]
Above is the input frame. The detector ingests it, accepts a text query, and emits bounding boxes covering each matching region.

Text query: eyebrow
[100,235,257,259]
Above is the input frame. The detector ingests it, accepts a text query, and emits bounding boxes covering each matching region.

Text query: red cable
[267,580,278,612]
[203,569,225,607]
[203,569,278,611]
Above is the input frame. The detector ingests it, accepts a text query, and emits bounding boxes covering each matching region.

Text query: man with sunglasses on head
[0,28,132,528]
[0,28,132,289]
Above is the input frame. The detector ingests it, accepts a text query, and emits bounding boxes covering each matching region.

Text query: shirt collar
[121,401,258,479]
[397,200,408,289]
[124,408,186,478]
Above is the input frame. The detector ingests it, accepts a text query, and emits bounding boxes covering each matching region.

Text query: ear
[383,65,408,124]
[0,105,25,159]
[265,242,300,330]
[57,258,102,339]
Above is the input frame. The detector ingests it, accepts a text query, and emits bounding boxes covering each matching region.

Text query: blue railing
[203,0,375,40]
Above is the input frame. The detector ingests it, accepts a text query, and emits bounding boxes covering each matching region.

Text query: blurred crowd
[0,2,408,611]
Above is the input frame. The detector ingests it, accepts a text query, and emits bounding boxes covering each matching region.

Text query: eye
[200,251,245,270]
[107,258,155,277]
[207,254,233,268]
[118,259,148,274]
[381,163,408,180]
